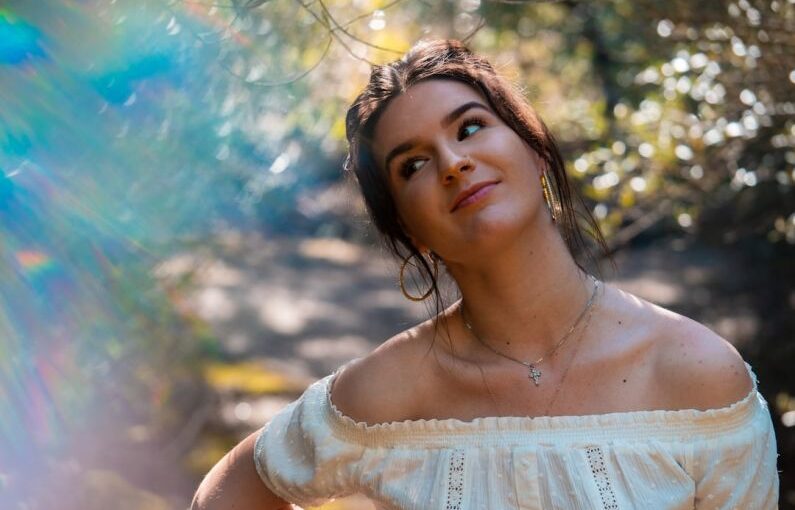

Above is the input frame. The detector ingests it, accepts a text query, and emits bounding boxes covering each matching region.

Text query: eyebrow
[383,101,491,173]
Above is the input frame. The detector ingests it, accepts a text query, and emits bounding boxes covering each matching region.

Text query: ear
[397,218,429,254]
[409,236,430,254]
[530,149,548,178]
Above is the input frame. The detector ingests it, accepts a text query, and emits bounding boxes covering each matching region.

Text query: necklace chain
[542,307,594,415]
[460,275,600,386]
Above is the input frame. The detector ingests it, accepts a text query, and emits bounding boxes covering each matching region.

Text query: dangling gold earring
[540,171,561,223]
[399,252,438,302]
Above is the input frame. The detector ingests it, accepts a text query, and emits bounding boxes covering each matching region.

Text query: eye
[400,157,427,178]
[458,117,485,141]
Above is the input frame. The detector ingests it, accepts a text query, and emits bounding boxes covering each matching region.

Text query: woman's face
[371,79,548,263]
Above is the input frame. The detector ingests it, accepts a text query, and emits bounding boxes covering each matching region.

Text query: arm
[692,429,779,510]
[653,316,779,508]
[191,428,293,510]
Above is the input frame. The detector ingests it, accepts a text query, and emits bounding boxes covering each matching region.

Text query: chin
[460,204,537,249]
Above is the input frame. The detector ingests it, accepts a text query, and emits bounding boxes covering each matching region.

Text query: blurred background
[0,0,793,508]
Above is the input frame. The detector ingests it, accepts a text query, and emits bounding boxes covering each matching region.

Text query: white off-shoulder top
[254,362,779,509]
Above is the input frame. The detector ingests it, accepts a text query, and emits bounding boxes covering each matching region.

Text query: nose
[439,149,474,183]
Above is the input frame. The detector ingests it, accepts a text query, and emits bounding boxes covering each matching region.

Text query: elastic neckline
[318,361,764,448]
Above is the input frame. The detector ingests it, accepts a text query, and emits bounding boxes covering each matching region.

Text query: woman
[192,40,779,509]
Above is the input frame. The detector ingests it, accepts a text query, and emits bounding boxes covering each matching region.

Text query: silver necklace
[460,275,600,387]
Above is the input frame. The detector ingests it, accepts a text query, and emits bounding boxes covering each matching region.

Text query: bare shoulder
[330,321,437,425]
[643,299,754,411]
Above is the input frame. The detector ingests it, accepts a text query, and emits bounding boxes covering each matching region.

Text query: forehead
[372,79,488,155]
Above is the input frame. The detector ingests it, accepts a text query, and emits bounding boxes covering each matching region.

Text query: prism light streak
[0,0,269,505]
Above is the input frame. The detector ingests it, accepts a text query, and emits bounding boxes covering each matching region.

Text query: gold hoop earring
[540,171,561,223]
[399,253,438,302]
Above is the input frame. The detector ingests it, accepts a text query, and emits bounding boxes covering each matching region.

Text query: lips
[450,180,500,212]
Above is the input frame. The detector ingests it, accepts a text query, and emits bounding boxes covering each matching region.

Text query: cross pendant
[527,365,541,386]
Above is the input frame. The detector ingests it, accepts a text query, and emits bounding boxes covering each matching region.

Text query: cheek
[395,170,439,207]
[475,131,534,170]
[394,181,444,235]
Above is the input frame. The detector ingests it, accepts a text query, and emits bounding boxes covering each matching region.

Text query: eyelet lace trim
[586,446,619,509]
[445,449,466,510]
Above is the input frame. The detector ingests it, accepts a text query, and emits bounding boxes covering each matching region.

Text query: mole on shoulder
[618,320,623,325]
[622,379,627,383]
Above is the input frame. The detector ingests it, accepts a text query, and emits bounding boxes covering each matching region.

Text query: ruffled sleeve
[687,370,780,509]
[253,375,365,508]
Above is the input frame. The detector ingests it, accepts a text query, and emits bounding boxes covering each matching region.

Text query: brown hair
[344,39,610,329]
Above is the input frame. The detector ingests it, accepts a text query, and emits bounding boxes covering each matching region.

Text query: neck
[445,222,594,361]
